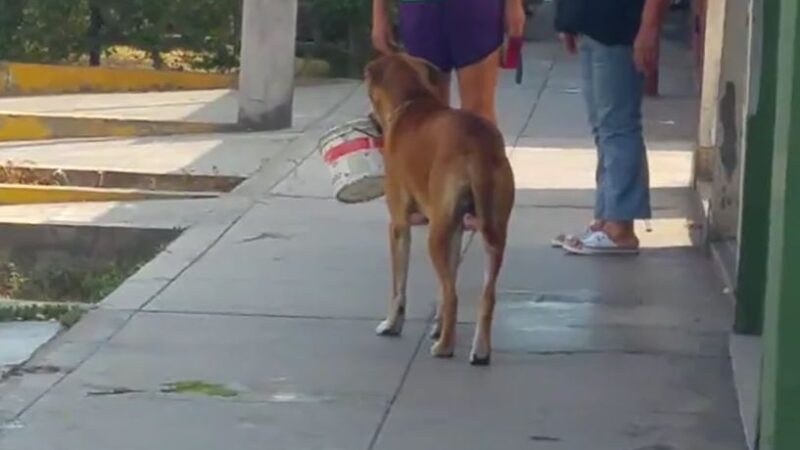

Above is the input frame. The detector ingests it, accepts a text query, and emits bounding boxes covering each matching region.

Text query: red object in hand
[501,36,523,69]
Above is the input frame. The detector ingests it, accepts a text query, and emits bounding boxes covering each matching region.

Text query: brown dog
[365,53,515,365]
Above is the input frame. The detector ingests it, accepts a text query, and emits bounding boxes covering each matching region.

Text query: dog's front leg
[376,222,411,336]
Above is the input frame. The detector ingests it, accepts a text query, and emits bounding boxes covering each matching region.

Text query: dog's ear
[403,54,443,92]
[419,58,443,88]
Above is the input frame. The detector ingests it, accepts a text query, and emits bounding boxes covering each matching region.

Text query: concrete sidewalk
[0,30,745,450]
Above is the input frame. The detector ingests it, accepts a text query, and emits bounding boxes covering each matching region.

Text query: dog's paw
[375,318,404,337]
[469,334,490,365]
[469,351,491,366]
[428,323,441,341]
[430,341,454,358]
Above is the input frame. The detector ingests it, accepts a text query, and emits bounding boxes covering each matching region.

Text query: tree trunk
[347,21,368,78]
[151,49,164,70]
[87,4,103,66]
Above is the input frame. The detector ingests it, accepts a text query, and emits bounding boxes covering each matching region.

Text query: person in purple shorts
[371,0,525,226]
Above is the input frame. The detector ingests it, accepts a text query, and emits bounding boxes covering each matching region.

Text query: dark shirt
[580,0,646,46]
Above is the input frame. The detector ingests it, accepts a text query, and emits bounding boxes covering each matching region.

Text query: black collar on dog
[386,99,418,128]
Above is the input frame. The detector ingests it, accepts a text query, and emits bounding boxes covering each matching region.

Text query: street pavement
[0,21,746,450]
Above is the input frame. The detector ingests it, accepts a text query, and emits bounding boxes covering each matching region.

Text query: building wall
[707,0,751,243]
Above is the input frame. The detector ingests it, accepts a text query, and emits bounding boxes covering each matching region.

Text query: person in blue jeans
[555,0,669,255]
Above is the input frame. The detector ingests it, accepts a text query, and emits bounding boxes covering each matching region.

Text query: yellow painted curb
[0,184,218,205]
[0,62,236,96]
[0,113,237,141]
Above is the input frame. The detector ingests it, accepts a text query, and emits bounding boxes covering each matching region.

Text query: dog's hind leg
[469,175,512,365]
[466,157,513,365]
[428,218,462,358]
[430,228,462,341]
[469,227,505,366]
[376,220,411,337]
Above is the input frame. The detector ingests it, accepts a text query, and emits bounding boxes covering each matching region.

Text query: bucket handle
[352,126,381,139]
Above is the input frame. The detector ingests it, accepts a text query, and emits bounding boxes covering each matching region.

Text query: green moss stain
[161,380,239,398]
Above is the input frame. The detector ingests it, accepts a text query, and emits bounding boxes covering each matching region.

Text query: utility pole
[237,0,298,130]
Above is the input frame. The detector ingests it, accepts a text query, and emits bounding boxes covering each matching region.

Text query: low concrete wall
[0,62,236,96]
[0,223,180,276]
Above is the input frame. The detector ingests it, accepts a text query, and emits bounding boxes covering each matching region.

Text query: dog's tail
[467,160,495,235]
[466,147,514,244]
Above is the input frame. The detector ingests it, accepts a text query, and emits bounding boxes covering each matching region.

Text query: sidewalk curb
[0,113,236,142]
[0,184,219,205]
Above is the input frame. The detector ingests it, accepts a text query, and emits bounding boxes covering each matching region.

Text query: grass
[0,259,145,304]
[77,46,222,72]
[0,227,177,328]
[0,303,84,327]
[73,45,330,77]
[0,162,65,186]
[0,257,149,326]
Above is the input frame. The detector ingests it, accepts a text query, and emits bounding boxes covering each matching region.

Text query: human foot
[562,222,639,255]
[551,221,605,248]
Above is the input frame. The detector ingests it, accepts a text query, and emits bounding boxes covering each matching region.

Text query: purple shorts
[398,0,505,72]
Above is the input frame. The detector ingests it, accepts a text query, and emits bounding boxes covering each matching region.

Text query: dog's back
[387,105,514,233]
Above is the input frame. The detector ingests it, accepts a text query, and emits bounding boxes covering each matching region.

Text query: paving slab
[0,90,236,123]
[439,206,716,325]
[516,86,596,149]
[0,197,240,229]
[273,140,695,216]
[509,148,693,190]
[0,81,359,128]
[3,395,383,450]
[0,313,425,450]
[516,30,699,152]
[0,131,295,177]
[373,352,743,450]
[144,197,440,320]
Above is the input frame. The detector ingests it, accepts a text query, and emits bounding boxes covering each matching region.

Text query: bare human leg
[456,49,501,231]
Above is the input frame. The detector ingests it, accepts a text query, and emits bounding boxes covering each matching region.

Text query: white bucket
[318,118,386,204]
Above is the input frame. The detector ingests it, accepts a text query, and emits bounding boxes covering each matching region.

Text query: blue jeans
[580,37,652,221]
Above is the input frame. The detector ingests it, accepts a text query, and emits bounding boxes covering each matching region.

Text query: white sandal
[551,228,592,248]
[562,230,639,255]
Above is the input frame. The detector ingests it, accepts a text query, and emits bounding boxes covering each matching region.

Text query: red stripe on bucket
[323,137,383,164]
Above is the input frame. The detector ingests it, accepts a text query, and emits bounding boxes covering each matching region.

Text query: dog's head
[364,52,444,132]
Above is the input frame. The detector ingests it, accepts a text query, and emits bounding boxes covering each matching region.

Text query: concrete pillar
[697,0,727,148]
[693,0,727,183]
[237,0,298,130]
